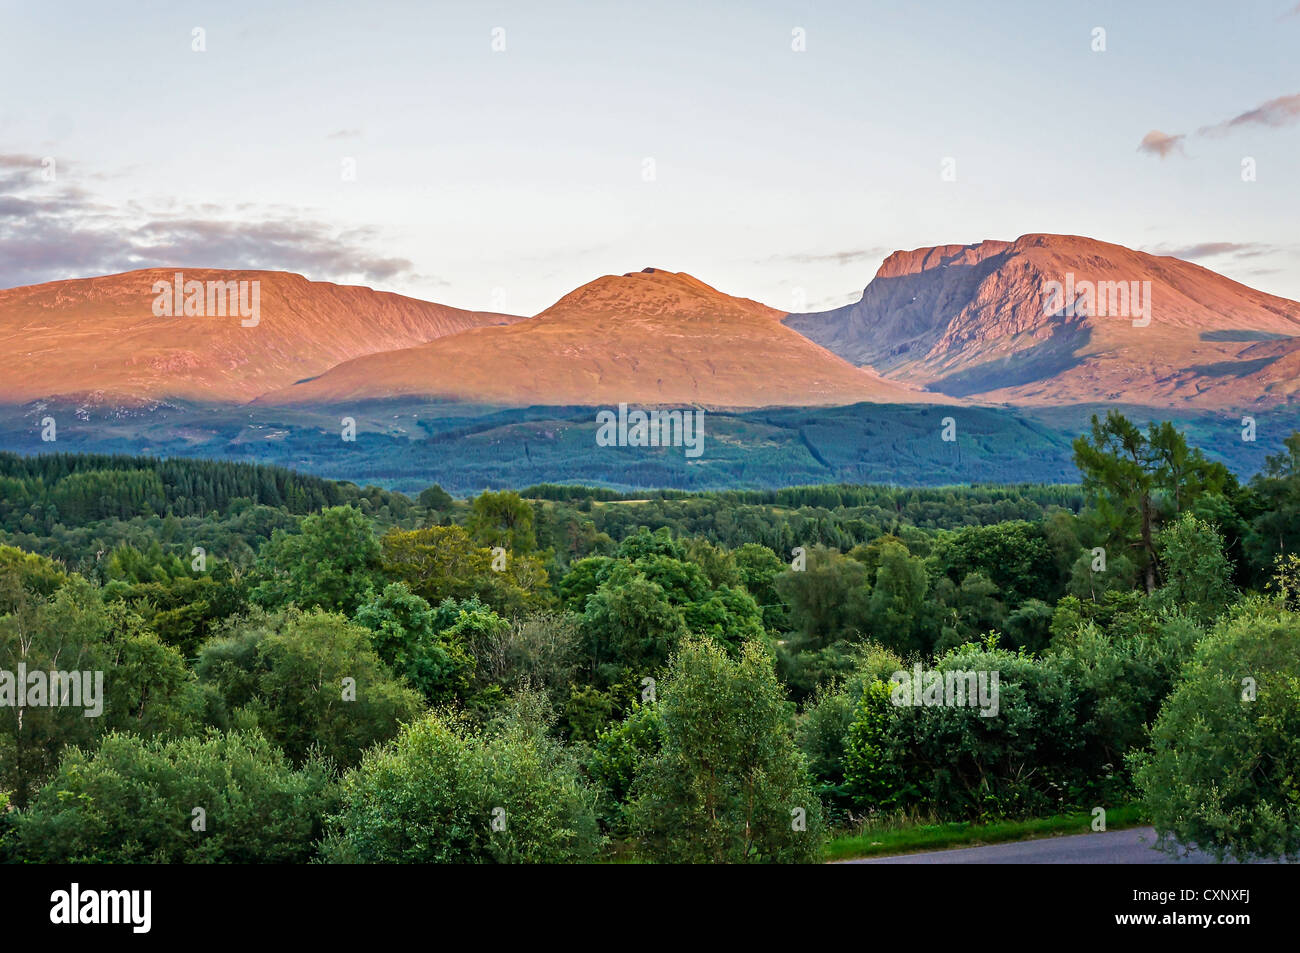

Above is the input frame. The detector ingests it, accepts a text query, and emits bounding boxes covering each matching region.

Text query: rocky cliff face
[784,234,1300,407]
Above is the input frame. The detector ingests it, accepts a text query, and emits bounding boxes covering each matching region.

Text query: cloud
[1137,130,1186,158]
[0,154,416,290]
[765,247,892,267]
[1199,93,1300,136]
[1139,91,1300,158]
[326,128,362,140]
[1145,241,1270,260]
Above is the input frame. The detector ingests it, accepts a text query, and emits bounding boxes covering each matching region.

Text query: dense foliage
[2,412,1299,862]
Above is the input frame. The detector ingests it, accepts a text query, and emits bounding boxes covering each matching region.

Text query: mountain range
[4,234,1297,413]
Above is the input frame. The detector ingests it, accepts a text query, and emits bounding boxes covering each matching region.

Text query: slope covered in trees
[2,413,1299,863]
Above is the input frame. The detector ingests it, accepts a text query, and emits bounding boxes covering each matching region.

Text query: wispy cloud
[1144,241,1272,261]
[0,155,416,290]
[1199,93,1300,136]
[1142,92,1300,157]
[1137,130,1186,158]
[765,247,892,267]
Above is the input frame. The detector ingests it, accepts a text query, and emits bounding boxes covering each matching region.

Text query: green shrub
[1133,601,1300,861]
[14,730,338,863]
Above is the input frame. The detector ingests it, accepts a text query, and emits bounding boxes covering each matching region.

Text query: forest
[1,409,1298,863]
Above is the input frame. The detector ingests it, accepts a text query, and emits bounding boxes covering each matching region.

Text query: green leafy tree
[353,584,475,704]
[581,568,686,683]
[1133,601,1300,861]
[629,638,824,863]
[197,608,422,768]
[887,640,1084,819]
[321,698,604,863]
[586,703,662,835]
[1150,513,1237,624]
[252,505,383,614]
[843,679,900,809]
[865,538,930,653]
[418,484,454,512]
[0,576,202,807]
[734,543,788,630]
[1073,412,1230,593]
[773,545,870,650]
[466,490,537,554]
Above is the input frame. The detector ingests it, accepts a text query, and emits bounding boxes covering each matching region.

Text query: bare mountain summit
[261,268,948,408]
[783,234,1300,408]
[0,268,521,404]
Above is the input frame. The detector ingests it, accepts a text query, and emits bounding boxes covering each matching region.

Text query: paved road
[844,826,1269,864]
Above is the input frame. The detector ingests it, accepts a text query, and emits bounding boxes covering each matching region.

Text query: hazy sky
[3,0,1298,313]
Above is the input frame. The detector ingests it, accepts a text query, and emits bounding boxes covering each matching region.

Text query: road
[843,826,1271,864]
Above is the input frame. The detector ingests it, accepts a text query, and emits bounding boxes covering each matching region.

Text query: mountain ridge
[0,268,522,405]
[783,233,1300,407]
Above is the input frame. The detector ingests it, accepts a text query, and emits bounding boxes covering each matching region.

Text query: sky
[2,0,1298,314]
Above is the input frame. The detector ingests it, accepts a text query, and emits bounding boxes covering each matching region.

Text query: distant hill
[257,268,947,408]
[0,268,521,404]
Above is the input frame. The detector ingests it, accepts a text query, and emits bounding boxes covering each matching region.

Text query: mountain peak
[786,234,1300,408]
[537,269,778,323]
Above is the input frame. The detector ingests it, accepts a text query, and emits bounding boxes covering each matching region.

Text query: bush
[320,698,605,863]
[885,640,1084,819]
[1133,601,1300,861]
[14,730,338,863]
[630,638,823,862]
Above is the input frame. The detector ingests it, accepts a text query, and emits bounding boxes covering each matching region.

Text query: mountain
[783,234,1300,408]
[259,268,947,408]
[0,268,520,404]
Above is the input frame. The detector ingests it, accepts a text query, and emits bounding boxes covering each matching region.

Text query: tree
[1243,432,1300,581]
[417,484,454,512]
[14,730,338,863]
[196,608,422,768]
[734,543,788,630]
[629,638,823,863]
[467,610,581,700]
[465,490,537,554]
[1133,601,1300,861]
[581,569,685,682]
[865,538,930,653]
[843,677,901,809]
[1073,412,1230,593]
[382,524,549,614]
[773,545,870,650]
[320,698,604,863]
[1151,513,1237,624]
[0,576,202,807]
[1048,614,1199,782]
[353,584,475,705]
[886,640,1085,819]
[252,505,383,614]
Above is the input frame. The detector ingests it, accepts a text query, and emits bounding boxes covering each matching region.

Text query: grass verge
[825,803,1149,862]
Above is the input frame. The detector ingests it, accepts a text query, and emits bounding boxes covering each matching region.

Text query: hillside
[783,234,1300,408]
[259,269,948,408]
[0,268,521,404]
